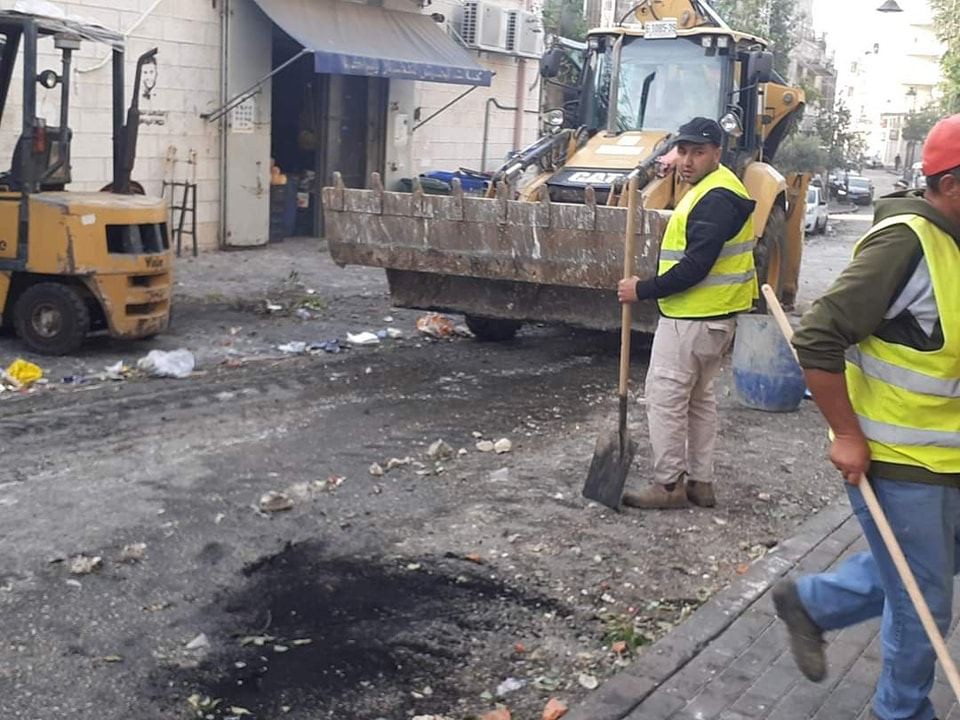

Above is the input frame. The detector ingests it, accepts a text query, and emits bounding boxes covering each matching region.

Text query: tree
[815,100,863,169]
[902,104,941,143]
[774,134,828,174]
[542,0,588,41]
[928,0,960,113]
[711,0,798,76]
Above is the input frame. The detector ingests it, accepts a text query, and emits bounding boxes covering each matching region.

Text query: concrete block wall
[0,0,222,250]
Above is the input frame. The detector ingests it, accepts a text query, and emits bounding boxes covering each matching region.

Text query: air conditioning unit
[506,9,543,58]
[460,0,509,52]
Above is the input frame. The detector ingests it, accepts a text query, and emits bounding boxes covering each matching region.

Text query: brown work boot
[622,480,689,510]
[772,579,827,682]
[686,480,716,508]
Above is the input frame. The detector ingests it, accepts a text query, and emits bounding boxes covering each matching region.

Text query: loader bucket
[321,173,669,332]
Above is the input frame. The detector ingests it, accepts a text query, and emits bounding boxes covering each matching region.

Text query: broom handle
[761,283,960,703]
[619,176,639,398]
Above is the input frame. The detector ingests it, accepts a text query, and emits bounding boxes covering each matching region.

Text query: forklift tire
[464,315,522,342]
[754,205,787,314]
[14,283,91,355]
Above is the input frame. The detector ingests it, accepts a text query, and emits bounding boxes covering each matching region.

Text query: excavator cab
[0,11,171,355]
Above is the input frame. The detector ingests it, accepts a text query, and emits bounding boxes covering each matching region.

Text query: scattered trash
[273,645,289,653]
[406,562,422,571]
[416,313,456,338]
[119,543,147,563]
[481,709,511,720]
[239,635,275,647]
[453,324,474,338]
[713,517,728,526]
[61,375,87,385]
[578,673,599,690]
[471,431,484,439]
[476,440,495,453]
[464,553,484,564]
[187,694,222,714]
[5,359,42,386]
[427,439,454,460]
[185,633,210,651]
[489,468,510,483]
[542,698,568,720]
[385,457,413,471]
[611,640,627,654]
[228,708,252,717]
[494,438,512,454]
[278,341,308,354]
[69,554,102,575]
[533,676,562,691]
[103,360,129,381]
[137,349,196,379]
[757,492,772,502]
[308,339,343,354]
[496,677,525,696]
[347,331,380,346]
[100,655,124,663]
[291,638,312,646]
[458,448,468,456]
[259,491,294,513]
[369,462,385,477]
[387,327,404,339]
[294,308,313,321]
[383,315,394,323]
[265,302,284,313]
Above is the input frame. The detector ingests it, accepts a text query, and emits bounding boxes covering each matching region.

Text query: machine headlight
[719,112,743,137]
[544,109,565,127]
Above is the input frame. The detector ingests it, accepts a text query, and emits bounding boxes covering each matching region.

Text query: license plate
[644,19,678,38]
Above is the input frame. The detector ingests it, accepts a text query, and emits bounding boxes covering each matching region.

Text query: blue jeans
[796,477,960,720]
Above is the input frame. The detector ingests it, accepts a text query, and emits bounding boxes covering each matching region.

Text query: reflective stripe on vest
[657,164,757,318]
[844,213,960,473]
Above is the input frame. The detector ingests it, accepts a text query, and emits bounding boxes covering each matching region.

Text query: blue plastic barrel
[732,314,806,413]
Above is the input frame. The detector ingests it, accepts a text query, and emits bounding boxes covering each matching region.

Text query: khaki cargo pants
[644,316,735,486]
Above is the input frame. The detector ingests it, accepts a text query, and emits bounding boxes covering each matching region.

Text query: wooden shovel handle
[619,176,639,397]
[760,283,960,703]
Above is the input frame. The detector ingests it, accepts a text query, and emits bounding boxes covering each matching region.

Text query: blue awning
[253,0,493,87]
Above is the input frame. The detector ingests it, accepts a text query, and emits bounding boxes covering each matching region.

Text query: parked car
[805,185,828,235]
[844,175,875,205]
[864,154,884,169]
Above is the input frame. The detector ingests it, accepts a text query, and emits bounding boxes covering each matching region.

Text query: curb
[566,500,854,720]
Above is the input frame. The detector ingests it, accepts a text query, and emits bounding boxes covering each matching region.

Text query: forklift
[0,10,172,355]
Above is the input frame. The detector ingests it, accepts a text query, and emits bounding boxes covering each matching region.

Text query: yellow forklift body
[18,192,173,338]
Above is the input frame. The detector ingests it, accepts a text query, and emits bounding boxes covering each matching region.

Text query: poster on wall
[231,97,256,134]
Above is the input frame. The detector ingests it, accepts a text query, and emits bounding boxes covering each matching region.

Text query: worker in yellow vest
[774,114,960,720]
[618,117,757,509]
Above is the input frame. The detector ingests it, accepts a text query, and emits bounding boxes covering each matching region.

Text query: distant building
[835,0,943,167]
[786,0,837,136]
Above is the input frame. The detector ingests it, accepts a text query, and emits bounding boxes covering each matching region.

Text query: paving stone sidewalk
[569,501,960,720]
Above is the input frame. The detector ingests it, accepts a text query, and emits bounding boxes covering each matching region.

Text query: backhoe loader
[322,0,808,340]
[0,10,171,355]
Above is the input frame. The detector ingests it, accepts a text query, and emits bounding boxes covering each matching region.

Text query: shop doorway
[270,25,389,237]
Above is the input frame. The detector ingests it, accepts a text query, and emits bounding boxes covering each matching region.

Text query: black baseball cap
[672,117,723,147]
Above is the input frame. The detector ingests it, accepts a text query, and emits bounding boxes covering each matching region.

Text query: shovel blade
[583,429,637,510]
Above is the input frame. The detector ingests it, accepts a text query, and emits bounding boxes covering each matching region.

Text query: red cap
[922,114,960,177]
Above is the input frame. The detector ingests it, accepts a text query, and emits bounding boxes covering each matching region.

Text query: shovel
[583,175,640,510]
[761,283,960,703]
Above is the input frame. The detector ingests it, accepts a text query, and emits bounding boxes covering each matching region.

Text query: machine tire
[14,282,91,355]
[465,315,522,342]
[754,204,787,313]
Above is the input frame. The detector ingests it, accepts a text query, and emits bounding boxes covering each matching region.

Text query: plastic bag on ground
[416,313,455,338]
[5,359,43,386]
[137,349,196,379]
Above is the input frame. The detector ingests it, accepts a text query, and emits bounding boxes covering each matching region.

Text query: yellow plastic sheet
[5,358,43,385]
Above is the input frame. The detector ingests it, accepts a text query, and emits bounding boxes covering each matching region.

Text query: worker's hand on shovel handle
[618,276,639,303]
[830,432,871,485]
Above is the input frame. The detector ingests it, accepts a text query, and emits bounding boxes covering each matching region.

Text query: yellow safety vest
[657,164,757,318]
[845,214,960,473]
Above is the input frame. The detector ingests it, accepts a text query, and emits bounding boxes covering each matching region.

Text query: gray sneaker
[772,579,827,682]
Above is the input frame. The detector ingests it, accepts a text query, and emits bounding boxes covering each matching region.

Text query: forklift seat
[0,126,72,192]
